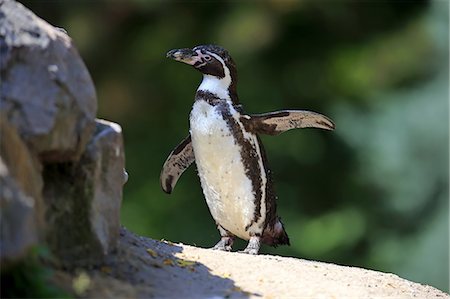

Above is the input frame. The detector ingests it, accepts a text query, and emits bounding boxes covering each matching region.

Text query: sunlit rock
[0,0,97,162]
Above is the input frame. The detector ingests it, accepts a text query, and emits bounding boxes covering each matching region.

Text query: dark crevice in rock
[42,162,102,268]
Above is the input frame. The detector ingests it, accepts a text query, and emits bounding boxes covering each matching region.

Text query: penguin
[161,45,335,254]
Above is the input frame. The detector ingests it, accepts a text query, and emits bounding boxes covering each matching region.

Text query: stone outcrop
[0,0,124,268]
[52,228,450,299]
[0,116,43,266]
[0,0,96,162]
[43,120,125,267]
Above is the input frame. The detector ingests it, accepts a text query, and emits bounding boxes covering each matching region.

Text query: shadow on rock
[61,227,256,298]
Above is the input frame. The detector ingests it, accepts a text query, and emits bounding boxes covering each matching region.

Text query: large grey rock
[43,119,125,267]
[0,116,43,266]
[0,0,97,162]
[0,0,125,270]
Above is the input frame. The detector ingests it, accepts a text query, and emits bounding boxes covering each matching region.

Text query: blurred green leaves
[217,5,277,54]
[290,207,366,256]
[330,17,436,99]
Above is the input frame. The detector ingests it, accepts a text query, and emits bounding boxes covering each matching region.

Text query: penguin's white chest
[189,100,263,240]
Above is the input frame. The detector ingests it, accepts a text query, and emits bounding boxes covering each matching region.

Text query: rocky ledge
[52,228,449,299]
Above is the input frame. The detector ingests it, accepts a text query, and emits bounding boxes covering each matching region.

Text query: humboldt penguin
[161,45,335,254]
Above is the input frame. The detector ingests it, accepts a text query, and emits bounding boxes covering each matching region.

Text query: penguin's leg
[241,234,261,255]
[212,225,235,251]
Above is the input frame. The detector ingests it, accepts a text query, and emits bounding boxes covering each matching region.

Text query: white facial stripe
[197,51,232,100]
[193,50,207,68]
[207,52,231,82]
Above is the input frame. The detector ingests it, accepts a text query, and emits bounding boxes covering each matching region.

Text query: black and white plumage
[161,45,335,254]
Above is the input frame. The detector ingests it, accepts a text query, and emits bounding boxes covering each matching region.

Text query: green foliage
[0,247,71,298]
[24,0,449,292]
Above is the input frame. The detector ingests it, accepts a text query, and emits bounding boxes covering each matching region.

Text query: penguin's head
[167,45,236,80]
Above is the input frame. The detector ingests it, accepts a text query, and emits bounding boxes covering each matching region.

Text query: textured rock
[43,119,125,267]
[85,119,125,256]
[51,228,450,299]
[0,163,37,266]
[0,116,43,266]
[0,0,126,270]
[0,0,97,162]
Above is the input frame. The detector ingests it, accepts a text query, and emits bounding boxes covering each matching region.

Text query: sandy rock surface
[54,228,449,299]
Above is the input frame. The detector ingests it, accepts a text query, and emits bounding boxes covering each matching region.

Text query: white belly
[189,100,265,240]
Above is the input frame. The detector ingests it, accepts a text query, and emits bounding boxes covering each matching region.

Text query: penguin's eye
[204,55,212,61]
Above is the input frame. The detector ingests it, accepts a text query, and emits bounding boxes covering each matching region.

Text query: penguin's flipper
[248,110,335,135]
[160,135,195,194]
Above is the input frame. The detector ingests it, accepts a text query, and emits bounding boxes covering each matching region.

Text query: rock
[0,0,97,162]
[0,163,37,266]
[50,228,450,299]
[43,119,125,267]
[84,119,125,257]
[0,116,43,266]
[0,0,126,269]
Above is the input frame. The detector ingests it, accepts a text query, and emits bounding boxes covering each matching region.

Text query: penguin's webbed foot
[240,236,261,255]
[212,236,234,251]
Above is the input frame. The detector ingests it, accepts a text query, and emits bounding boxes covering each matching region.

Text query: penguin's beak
[166,48,202,66]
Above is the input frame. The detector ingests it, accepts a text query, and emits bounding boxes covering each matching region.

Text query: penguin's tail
[261,218,290,247]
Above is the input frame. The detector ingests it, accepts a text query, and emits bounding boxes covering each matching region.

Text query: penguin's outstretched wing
[247,110,335,135]
[160,135,195,194]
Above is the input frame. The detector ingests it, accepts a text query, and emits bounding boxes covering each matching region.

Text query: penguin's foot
[212,236,234,251]
[241,236,261,255]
